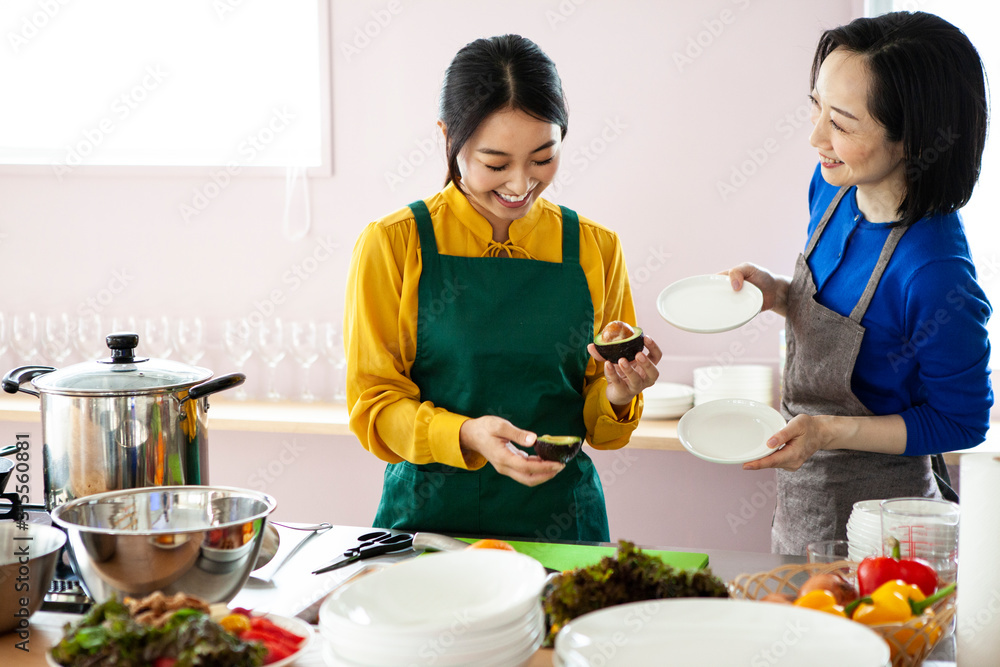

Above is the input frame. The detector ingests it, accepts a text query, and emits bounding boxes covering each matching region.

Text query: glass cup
[806,539,852,564]
[880,497,960,583]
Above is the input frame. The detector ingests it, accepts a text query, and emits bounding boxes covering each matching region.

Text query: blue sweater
[805,165,993,456]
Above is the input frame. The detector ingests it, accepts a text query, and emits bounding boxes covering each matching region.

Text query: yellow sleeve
[343,219,485,470]
[579,222,644,449]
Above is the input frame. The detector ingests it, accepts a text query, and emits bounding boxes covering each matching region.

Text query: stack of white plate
[693,365,774,406]
[847,499,885,561]
[641,382,694,419]
[318,549,546,666]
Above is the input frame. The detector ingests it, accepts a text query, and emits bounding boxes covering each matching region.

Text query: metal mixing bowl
[0,523,67,635]
[50,486,276,604]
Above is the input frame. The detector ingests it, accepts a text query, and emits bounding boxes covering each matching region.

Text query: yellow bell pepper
[848,579,955,664]
[851,580,924,625]
[793,589,845,617]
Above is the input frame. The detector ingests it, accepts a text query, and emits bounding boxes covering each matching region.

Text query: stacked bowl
[692,365,774,407]
[641,382,695,419]
[318,549,547,666]
[846,499,884,562]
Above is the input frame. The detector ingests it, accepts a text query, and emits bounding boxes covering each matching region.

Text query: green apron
[373,199,610,542]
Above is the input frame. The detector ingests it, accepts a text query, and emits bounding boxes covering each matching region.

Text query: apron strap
[409,200,438,260]
[804,186,850,260]
[849,225,908,323]
[559,205,580,264]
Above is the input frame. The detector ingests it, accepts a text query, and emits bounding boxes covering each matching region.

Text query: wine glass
[42,313,73,365]
[321,322,347,402]
[288,321,319,403]
[255,318,285,401]
[143,316,173,359]
[76,313,107,360]
[223,318,253,401]
[10,312,38,364]
[176,317,205,366]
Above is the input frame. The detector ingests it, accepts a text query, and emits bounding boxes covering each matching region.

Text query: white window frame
[0,0,333,178]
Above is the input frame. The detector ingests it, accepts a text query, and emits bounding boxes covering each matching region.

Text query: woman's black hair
[439,34,568,187]
[811,11,988,226]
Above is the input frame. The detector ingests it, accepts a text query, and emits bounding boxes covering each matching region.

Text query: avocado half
[594,323,644,362]
[535,435,583,463]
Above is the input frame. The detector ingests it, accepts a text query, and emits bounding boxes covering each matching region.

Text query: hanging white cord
[282,164,312,241]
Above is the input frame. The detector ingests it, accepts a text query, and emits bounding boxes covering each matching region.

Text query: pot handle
[2,365,56,398]
[187,373,246,402]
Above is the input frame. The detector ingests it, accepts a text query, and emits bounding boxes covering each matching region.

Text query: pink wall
[0,1,859,553]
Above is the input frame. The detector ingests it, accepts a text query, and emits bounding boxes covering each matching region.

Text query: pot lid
[32,332,212,394]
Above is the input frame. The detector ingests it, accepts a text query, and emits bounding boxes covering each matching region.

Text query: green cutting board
[459,539,709,572]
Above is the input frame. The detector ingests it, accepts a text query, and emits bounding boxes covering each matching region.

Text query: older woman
[727,11,992,555]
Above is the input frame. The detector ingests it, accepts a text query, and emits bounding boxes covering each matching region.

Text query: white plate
[46,612,313,667]
[676,398,786,464]
[319,549,546,635]
[658,275,764,333]
[555,599,890,667]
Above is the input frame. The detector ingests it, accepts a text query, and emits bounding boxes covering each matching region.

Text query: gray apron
[773,186,940,556]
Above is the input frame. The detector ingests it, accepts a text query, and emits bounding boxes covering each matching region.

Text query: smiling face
[446,107,562,235]
[809,48,906,219]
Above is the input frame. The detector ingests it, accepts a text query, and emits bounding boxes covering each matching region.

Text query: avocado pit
[594,321,644,362]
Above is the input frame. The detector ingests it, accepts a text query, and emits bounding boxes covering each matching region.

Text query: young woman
[345,35,661,541]
[728,12,992,555]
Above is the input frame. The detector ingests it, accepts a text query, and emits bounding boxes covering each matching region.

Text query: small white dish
[676,398,786,464]
[657,275,764,333]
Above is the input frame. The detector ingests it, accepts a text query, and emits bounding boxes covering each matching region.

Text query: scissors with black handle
[311,533,414,574]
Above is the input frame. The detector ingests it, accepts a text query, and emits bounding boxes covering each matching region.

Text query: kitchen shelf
[1,395,995,463]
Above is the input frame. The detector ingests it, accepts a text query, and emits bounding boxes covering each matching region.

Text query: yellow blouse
[344,182,643,471]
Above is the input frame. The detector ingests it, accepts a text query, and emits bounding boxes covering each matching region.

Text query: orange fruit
[467,539,516,551]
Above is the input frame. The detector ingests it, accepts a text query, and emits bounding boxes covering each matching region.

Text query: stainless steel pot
[2,332,245,510]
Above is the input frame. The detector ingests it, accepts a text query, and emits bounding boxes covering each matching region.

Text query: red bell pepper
[856,537,939,597]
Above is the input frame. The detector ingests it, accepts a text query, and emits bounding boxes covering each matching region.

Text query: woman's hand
[742,414,830,471]
[588,335,663,410]
[743,414,907,471]
[724,263,790,317]
[459,415,565,486]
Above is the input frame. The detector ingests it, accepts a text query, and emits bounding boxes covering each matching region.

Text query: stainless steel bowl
[0,523,66,635]
[50,486,276,604]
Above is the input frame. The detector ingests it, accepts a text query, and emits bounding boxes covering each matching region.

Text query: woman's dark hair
[440,34,568,187]
[811,11,988,226]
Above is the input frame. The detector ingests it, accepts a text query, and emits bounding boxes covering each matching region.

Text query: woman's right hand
[724,263,790,317]
[459,415,565,487]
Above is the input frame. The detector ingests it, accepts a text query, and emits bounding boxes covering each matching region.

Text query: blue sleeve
[898,260,993,455]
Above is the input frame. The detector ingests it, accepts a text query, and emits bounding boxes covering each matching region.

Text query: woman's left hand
[742,414,829,471]
[588,335,663,408]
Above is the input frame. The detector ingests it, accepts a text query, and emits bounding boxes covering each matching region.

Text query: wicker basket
[729,561,955,667]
